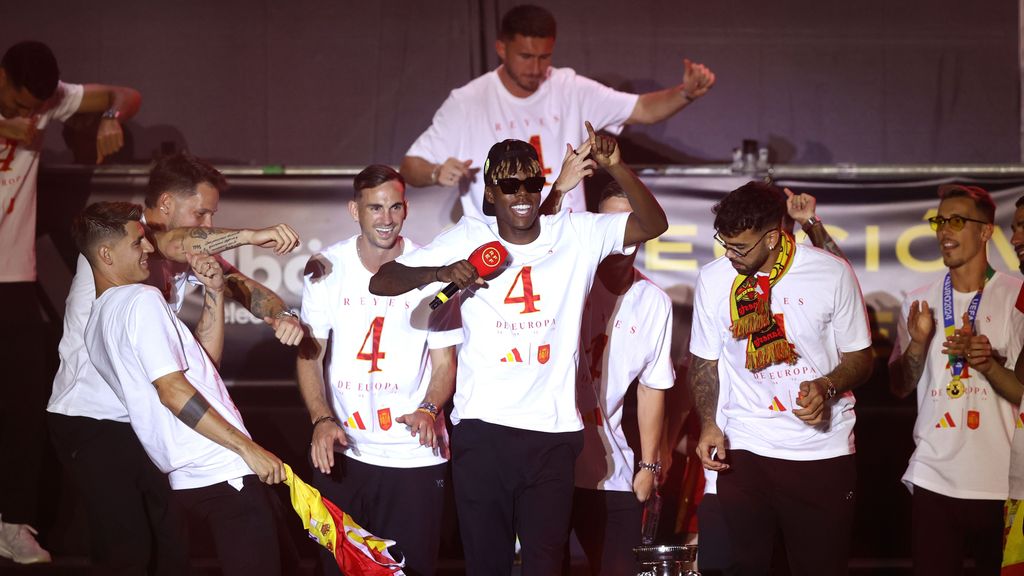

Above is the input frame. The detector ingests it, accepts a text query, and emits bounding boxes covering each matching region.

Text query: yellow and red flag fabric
[283,464,405,575]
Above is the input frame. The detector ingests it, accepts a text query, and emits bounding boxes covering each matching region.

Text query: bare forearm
[369,261,439,296]
[825,347,873,393]
[400,156,437,188]
[612,163,668,244]
[224,274,286,319]
[423,347,457,408]
[296,341,333,423]
[689,355,720,427]
[628,87,691,125]
[804,223,848,262]
[195,289,225,366]
[79,85,142,118]
[155,373,254,455]
[637,386,666,463]
[890,341,926,398]
[982,363,1024,405]
[538,186,565,216]
[156,228,253,262]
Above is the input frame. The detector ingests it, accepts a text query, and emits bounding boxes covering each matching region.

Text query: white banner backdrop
[55,173,1024,384]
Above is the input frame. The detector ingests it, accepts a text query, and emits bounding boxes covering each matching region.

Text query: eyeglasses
[493,176,545,195]
[927,215,990,232]
[714,228,775,258]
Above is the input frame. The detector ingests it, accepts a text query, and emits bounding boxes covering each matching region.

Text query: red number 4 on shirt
[504,266,541,314]
[356,316,386,373]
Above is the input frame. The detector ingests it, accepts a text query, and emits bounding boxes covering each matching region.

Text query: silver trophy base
[633,544,699,576]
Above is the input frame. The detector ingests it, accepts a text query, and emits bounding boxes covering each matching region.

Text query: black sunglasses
[494,176,545,195]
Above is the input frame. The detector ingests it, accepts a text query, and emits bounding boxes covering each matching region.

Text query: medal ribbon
[941,265,995,383]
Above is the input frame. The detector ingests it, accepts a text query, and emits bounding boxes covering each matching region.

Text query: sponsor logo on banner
[538,344,550,364]
[500,348,524,363]
[768,396,787,412]
[377,408,392,431]
[967,410,980,430]
[935,412,956,428]
[345,412,366,430]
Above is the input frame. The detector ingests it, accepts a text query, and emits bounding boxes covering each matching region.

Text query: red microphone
[430,241,509,309]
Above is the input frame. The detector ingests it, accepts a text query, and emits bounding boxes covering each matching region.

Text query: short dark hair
[1016,194,1024,209]
[145,152,227,208]
[713,181,787,237]
[500,5,557,41]
[72,201,143,265]
[938,184,995,223]
[353,164,404,200]
[598,181,628,208]
[1,41,59,101]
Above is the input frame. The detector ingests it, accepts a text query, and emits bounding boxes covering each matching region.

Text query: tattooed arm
[154,224,300,263]
[691,354,729,471]
[794,347,874,425]
[189,254,226,366]
[218,258,303,346]
[784,188,848,261]
[152,370,285,484]
[888,300,934,399]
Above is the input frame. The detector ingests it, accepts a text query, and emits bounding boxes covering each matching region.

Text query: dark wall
[5,0,1018,166]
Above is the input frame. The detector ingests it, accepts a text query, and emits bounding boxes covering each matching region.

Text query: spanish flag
[283,464,405,575]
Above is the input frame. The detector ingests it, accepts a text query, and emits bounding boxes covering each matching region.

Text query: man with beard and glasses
[889,184,1024,576]
[691,181,872,576]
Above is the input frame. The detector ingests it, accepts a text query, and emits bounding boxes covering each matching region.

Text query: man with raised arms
[371,121,668,574]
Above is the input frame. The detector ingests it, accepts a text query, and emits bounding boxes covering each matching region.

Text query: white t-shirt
[48,252,199,422]
[86,284,253,490]
[0,82,83,282]
[897,271,1024,500]
[574,271,675,491]
[406,67,638,221]
[300,236,463,468]
[396,210,631,432]
[689,246,871,461]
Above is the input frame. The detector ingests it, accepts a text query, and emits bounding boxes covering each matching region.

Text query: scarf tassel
[745,337,799,372]
[730,297,771,338]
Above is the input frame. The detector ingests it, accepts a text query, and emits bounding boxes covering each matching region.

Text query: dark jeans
[452,419,582,576]
[571,487,642,576]
[911,485,1002,576]
[49,413,189,575]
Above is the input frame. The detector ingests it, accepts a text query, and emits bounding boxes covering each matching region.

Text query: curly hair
[712,181,786,237]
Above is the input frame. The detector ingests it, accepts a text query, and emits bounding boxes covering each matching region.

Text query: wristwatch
[275,309,299,320]
[101,108,121,121]
[638,461,662,475]
[802,215,821,230]
[821,375,837,400]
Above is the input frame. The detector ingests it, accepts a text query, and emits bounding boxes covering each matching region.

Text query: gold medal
[947,378,964,399]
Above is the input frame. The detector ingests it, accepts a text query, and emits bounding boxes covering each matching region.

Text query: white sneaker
[0,520,52,564]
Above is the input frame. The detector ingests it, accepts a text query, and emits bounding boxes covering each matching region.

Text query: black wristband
[313,415,338,428]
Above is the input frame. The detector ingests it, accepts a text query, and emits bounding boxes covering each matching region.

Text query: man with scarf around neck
[889,185,1024,576]
[690,181,873,576]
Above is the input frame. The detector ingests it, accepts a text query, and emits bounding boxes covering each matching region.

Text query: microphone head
[467,241,509,277]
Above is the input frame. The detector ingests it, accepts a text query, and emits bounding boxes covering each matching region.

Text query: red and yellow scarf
[728,231,799,372]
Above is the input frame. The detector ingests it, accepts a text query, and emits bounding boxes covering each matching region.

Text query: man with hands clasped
[690,182,872,575]
[890,185,1024,575]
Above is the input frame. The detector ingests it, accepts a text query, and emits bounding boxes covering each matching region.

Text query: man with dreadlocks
[689,181,873,575]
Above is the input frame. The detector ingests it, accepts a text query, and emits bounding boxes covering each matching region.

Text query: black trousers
[717,450,856,576]
[696,493,733,576]
[312,454,447,576]
[175,475,281,576]
[910,485,1002,576]
[452,419,582,576]
[0,282,49,525]
[571,487,642,576]
[48,413,189,575]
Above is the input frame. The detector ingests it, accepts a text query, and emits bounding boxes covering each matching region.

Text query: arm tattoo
[204,232,242,253]
[189,228,210,240]
[177,391,211,429]
[689,355,720,426]
[807,225,848,262]
[900,350,925,392]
